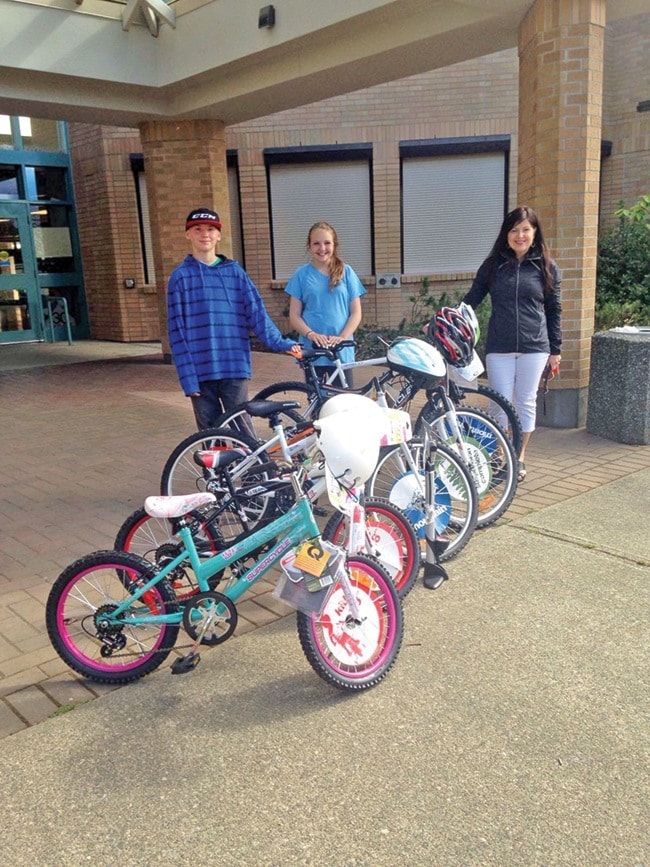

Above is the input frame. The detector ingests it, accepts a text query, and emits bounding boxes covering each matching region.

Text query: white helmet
[318,393,387,427]
[314,408,382,486]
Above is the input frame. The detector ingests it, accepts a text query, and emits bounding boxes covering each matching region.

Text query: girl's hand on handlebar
[309,331,331,348]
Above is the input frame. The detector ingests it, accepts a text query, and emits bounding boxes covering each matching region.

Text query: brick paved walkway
[1,346,649,739]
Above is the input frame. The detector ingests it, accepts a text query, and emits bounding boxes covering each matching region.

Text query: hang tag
[293,539,331,577]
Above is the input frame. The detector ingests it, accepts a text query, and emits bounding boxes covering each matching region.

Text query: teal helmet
[386,337,446,386]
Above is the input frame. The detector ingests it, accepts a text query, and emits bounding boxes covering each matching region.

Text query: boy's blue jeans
[191,378,249,430]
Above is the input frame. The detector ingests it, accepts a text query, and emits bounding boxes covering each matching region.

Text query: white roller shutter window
[228,166,244,266]
[137,172,156,285]
[270,162,371,280]
[402,152,505,274]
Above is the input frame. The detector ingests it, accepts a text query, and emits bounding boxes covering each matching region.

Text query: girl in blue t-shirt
[285,221,366,385]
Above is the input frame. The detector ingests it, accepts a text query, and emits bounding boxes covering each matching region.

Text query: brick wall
[138,119,230,356]
[517,0,606,425]
[68,124,160,342]
[228,49,519,331]
[600,13,650,228]
[68,16,646,345]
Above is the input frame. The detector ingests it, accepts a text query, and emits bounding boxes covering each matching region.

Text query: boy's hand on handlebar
[287,344,302,359]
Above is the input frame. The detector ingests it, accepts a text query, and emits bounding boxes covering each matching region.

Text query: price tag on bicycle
[280,539,344,600]
[294,539,331,577]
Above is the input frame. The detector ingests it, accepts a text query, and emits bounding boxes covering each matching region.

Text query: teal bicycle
[46,415,404,691]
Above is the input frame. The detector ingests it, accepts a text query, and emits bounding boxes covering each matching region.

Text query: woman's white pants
[486,352,549,433]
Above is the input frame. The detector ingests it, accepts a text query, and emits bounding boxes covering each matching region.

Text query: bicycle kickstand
[170,607,221,675]
[422,445,450,590]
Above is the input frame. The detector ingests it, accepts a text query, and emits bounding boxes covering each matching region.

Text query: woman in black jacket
[462,206,562,481]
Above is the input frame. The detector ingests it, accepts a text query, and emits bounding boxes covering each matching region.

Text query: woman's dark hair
[489,206,555,294]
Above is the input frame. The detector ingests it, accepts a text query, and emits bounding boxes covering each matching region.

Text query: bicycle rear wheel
[445,381,523,457]
[322,498,421,598]
[366,439,478,561]
[252,381,319,421]
[114,507,225,600]
[296,554,403,690]
[160,427,276,538]
[46,551,179,684]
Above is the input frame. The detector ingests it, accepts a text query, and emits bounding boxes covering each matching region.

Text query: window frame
[264,144,374,281]
[400,135,510,275]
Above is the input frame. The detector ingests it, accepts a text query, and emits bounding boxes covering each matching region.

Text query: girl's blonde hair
[307,221,344,289]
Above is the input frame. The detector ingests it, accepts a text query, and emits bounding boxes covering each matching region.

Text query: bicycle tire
[296,554,403,691]
[321,497,421,599]
[214,400,306,444]
[446,381,523,457]
[114,507,225,600]
[46,550,180,684]
[416,403,518,527]
[252,381,319,421]
[366,439,479,561]
[160,427,276,538]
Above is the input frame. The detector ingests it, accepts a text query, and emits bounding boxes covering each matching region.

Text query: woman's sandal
[517,460,527,483]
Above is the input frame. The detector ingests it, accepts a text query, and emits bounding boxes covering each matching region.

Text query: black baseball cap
[185,208,222,230]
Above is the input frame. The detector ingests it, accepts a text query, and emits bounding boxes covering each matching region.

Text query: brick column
[372,140,403,328]
[139,119,230,358]
[518,0,606,427]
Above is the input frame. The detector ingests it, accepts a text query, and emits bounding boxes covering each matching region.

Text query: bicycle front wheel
[366,439,479,561]
[322,498,421,598]
[46,551,180,684]
[296,554,403,690]
[417,405,518,527]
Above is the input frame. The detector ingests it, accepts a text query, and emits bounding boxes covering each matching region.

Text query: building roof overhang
[1,0,647,127]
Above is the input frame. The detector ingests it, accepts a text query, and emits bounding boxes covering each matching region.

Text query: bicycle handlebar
[298,340,356,363]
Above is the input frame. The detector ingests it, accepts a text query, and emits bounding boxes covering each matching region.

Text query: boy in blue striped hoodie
[167,208,300,429]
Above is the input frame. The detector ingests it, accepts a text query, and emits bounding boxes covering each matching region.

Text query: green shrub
[596,195,650,328]
[355,278,458,359]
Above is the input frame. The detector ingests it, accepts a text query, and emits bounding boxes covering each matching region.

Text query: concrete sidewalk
[0,341,648,864]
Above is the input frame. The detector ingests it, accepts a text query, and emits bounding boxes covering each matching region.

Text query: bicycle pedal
[171,652,201,674]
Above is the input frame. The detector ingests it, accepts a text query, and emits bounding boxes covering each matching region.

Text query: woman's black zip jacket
[462,248,562,356]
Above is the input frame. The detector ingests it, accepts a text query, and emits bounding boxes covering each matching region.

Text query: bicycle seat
[144,492,216,519]
[193,448,248,470]
[242,399,301,418]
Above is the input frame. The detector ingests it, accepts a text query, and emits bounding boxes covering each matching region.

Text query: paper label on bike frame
[379,408,412,445]
[280,539,344,594]
[294,539,331,577]
[325,466,356,516]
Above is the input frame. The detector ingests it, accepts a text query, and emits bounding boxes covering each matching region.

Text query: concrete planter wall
[586,330,650,445]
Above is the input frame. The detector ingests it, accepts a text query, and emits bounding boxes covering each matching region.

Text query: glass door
[0,202,42,342]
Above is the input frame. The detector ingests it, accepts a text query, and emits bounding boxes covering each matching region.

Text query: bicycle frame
[322,354,389,388]
[106,476,337,629]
